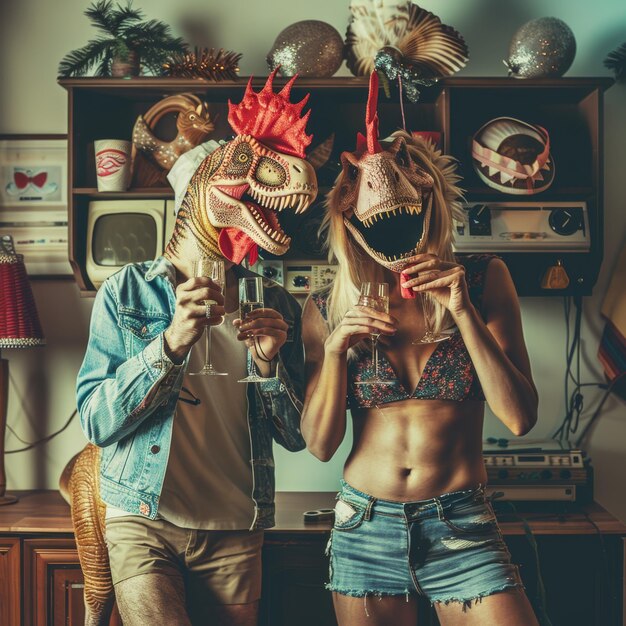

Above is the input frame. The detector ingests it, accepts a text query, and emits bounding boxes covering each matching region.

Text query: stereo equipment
[453,201,590,253]
[483,439,592,503]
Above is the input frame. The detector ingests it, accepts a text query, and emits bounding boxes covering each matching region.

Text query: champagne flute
[190,257,227,376]
[354,282,395,385]
[237,276,267,383]
[412,291,454,344]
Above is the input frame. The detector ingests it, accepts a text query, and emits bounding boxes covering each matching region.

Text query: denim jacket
[76,257,305,529]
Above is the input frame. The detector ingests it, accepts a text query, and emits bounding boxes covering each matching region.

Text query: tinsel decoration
[163,47,242,80]
[604,42,626,82]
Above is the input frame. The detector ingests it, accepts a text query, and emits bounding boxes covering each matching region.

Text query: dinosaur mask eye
[255,156,287,186]
[347,163,359,180]
[226,141,254,176]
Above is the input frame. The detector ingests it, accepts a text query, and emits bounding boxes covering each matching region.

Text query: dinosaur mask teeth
[359,204,422,228]
[248,189,312,214]
[347,203,425,261]
[245,198,290,245]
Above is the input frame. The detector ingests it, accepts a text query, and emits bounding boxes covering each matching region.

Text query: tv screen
[92,213,157,266]
[86,199,175,289]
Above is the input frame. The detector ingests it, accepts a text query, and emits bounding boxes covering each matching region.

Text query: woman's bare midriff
[343,398,487,502]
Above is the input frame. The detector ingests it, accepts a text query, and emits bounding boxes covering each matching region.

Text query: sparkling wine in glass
[412,291,454,344]
[354,282,395,385]
[190,257,227,376]
[238,276,267,383]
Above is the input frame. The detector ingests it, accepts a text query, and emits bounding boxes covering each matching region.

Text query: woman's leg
[434,588,539,626]
[333,593,418,626]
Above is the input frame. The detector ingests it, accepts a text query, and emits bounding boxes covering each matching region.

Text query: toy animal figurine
[61,70,316,626]
[131,93,214,185]
[59,444,113,626]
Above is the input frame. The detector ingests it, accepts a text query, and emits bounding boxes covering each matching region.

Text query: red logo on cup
[96,149,128,177]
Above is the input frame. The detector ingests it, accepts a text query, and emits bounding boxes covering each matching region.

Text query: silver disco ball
[505,17,576,79]
[267,20,344,78]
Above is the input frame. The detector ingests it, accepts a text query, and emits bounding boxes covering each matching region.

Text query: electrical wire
[575,372,626,448]
[5,409,77,454]
[553,296,606,442]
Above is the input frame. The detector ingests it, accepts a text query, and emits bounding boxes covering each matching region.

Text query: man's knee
[114,573,191,626]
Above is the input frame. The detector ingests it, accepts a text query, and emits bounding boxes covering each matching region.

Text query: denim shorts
[327,480,524,607]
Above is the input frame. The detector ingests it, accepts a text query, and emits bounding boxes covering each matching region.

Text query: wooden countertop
[1,490,625,536]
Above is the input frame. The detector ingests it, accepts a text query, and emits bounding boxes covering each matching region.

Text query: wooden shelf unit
[59,76,613,296]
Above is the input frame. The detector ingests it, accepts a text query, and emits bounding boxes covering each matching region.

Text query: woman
[300,85,539,624]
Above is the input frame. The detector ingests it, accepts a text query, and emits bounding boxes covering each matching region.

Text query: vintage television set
[85,199,176,289]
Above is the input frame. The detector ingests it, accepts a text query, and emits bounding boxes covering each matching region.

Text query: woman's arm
[300,297,397,461]
[454,258,538,435]
[402,255,537,435]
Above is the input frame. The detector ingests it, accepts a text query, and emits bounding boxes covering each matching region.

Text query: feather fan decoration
[345,0,469,97]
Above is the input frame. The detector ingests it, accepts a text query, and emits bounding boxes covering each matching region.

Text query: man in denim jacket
[76,74,317,626]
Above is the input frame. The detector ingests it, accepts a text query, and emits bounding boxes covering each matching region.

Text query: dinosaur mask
[170,70,317,264]
[328,72,435,274]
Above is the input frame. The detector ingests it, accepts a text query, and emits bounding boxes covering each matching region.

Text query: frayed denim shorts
[326,480,524,607]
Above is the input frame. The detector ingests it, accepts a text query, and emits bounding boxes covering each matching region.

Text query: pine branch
[57,37,115,77]
[95,48,114,77]
[84,0,116,35]
[604,42,626,81]
[109,2,144,36]
[123,20,184,50]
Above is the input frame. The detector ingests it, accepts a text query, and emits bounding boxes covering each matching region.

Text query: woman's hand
[400,253,471,318]
[324,306,397,356]
[163,277,225,363]
[234,308,289,364]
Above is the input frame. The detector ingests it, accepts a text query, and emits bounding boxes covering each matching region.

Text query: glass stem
[372,334,379,378]
[421,293,430,337]
[206,326,213,370]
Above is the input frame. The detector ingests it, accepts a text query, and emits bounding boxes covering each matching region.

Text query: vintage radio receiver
[483,439,592,503]
[453,201,590,253]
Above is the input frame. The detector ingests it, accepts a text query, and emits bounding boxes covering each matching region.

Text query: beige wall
[1,0,625,519]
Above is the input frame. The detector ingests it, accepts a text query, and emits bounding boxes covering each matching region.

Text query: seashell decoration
[345,1,469,81]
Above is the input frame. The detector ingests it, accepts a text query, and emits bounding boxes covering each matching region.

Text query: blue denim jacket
[76,257,305,529]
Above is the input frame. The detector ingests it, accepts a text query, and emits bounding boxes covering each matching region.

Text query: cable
[553,296,607,442]
[582,509,615,612]
[575,372,626,448]
[5,409,77,454]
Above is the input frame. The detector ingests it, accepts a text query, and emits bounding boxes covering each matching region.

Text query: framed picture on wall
[0,135,71,276]
[0,136,67,207]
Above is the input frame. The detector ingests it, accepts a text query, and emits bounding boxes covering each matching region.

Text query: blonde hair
[320,130,464,335]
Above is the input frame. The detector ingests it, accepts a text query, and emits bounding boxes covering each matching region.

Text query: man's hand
[164,277,225,364]
[233,308,289,374]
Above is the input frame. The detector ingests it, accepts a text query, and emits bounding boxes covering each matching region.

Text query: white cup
[95,139,132,192]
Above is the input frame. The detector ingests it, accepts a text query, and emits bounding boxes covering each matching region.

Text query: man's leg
[105,516,193,624]
[115,573,191,626]
[186,529,265,626]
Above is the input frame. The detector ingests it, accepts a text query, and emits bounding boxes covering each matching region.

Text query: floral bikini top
[311,255,498,409]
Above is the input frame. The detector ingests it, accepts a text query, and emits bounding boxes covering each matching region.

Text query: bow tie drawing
[14,171,48,189]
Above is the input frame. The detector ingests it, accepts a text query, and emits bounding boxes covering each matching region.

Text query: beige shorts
[105,516,264,605]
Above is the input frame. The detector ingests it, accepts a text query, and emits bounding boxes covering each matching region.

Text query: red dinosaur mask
[170,70,318,264]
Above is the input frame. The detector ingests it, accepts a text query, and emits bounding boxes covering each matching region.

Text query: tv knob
[498,469,509,480]
[560,469,572,480]
[540,470,553,480]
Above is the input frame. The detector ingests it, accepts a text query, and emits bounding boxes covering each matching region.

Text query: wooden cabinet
[0,537,20,626]
[59,76,611,297]
[2,491,625,625]
[22,538,121,626]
